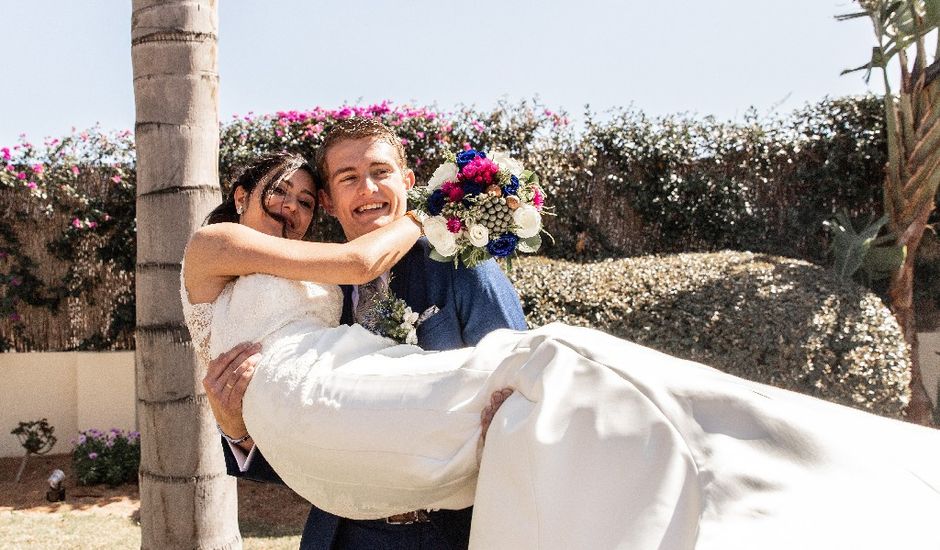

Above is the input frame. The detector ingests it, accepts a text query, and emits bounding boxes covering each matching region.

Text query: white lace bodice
[180,270,343,366]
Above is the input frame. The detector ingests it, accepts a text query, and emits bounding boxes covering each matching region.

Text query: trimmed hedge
[507,252,911,418]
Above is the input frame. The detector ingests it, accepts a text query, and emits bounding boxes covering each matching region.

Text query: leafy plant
[824,210,906,283]
[11,418,56,482]
[839,0,940,423]
[71,428,140,487]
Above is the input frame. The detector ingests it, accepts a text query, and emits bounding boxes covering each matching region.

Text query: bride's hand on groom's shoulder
[203,342,262,449]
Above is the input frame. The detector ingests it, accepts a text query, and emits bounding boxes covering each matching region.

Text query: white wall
[0,352,135,458]
[920,331,940,408]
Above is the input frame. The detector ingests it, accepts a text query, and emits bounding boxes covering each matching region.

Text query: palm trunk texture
[131,1,238,548]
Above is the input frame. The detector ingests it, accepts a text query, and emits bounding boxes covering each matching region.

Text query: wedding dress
[182,272,940,550]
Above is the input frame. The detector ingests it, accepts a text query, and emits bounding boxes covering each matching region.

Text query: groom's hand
[203,342,262,451]
[480,388,514,442]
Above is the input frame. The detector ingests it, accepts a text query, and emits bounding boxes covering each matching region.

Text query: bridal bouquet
[408,149,547,268]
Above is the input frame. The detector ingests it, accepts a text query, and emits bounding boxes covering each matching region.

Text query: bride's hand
[480,388,514,442]
[203,342,262,450]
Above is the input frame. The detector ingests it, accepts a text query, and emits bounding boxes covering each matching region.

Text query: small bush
[71,428,140,487]
[507,252,911,418]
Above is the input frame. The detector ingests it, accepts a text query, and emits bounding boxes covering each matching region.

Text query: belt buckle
[385,510,431,525]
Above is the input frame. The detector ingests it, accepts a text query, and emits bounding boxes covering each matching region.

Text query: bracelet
[405,210,425,235]
[217,423,251,445]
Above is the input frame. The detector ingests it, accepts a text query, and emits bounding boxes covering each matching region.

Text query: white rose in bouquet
[426,162,458,191]
[424,216,459,257]
[512,205,542,238]
[466,224,490,248]
[490,150,524,177]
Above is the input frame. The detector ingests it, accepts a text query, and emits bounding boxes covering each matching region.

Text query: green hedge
[507,252,911,418]
[0,96,913,353]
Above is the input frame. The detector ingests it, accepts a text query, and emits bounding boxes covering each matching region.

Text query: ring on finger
[225,382,234,389]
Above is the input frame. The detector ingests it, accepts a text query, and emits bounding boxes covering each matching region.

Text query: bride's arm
[185,214,421,287]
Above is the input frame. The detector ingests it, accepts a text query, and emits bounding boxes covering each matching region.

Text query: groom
[206,118,527,550]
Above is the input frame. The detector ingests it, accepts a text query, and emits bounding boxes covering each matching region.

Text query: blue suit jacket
[222,239,527,550]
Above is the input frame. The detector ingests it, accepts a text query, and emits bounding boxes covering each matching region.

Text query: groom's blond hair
[315,118,408,192]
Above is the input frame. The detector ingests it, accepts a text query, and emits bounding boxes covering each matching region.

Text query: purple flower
[486,233,519,258]
[78,435,87,444]
[88,452,98,460]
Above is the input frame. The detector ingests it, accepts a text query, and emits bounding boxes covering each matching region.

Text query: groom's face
[320,137,415,240]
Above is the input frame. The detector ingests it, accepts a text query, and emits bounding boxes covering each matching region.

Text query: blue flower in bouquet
[456,149,485,169]
[427,189,447,215]
[502,175,520,196]
[486,233,519,258]
[461,181,484,198]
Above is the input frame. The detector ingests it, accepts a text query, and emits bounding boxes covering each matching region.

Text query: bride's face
[236,169,317,240]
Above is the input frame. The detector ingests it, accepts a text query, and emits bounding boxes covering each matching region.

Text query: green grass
[0,512,301,549]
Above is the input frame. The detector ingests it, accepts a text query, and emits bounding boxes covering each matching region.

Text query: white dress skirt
[181,273,940,550]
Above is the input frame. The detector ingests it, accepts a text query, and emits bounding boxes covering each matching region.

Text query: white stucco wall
[0,352,135,458]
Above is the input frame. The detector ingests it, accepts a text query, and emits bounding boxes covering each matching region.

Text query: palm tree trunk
[131,1,239,548]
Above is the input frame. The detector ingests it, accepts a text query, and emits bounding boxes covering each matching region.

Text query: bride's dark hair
[205,151,321,240]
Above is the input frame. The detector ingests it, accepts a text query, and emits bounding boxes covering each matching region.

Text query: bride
[182,152,940,549]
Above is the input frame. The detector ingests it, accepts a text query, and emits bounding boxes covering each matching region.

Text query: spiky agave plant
[839,0,939,424]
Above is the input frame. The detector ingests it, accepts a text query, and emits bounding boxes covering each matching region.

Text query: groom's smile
[320,136,415,240]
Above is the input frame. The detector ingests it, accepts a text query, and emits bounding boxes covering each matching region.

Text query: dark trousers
[300,507,473,550]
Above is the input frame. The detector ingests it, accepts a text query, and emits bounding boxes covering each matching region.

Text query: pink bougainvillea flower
[70,166,80,175]
[111,175,122,183]
[71,218,83,229]
[416,131,425,139]
[88,221,98,229]
[26,182,37,190]
[5,164,13,172]
[16,172,26,180]
[471,120,485,133]
[31,164,43,174]
[400,138,409,146]
[462,142,471,151]
[446,218,463,233]
[1,147,10,161]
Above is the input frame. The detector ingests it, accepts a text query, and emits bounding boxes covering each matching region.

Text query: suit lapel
[340,284,354,325]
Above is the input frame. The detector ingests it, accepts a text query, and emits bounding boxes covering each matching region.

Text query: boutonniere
[360,285,439,345]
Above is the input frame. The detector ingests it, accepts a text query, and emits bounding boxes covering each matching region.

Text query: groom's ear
[319,189,336,217]
[403,168,415,190]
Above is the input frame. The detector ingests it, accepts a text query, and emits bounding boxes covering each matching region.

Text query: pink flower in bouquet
[111,175,122,183]
[447,185,465,203]
[71,218,83,229]
[1,148,9,161]
[16,172,26,180]
[533,187,544,209]
[446,218,463,233]
[459,157,500,184]
[70,166,80,175]
[26,181,37,190]
[31,164,43,174]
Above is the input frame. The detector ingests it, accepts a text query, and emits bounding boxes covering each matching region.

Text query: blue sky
[1,0,888,146]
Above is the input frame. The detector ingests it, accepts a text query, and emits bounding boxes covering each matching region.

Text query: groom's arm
[453,258,528,345]
[205,343,285,484]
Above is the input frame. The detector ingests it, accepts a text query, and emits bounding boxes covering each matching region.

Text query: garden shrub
[506,252,911,418]
[0,96,927,353]
[71,428,140,487]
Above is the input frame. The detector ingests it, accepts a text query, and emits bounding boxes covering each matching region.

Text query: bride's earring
[236,204,244,216]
